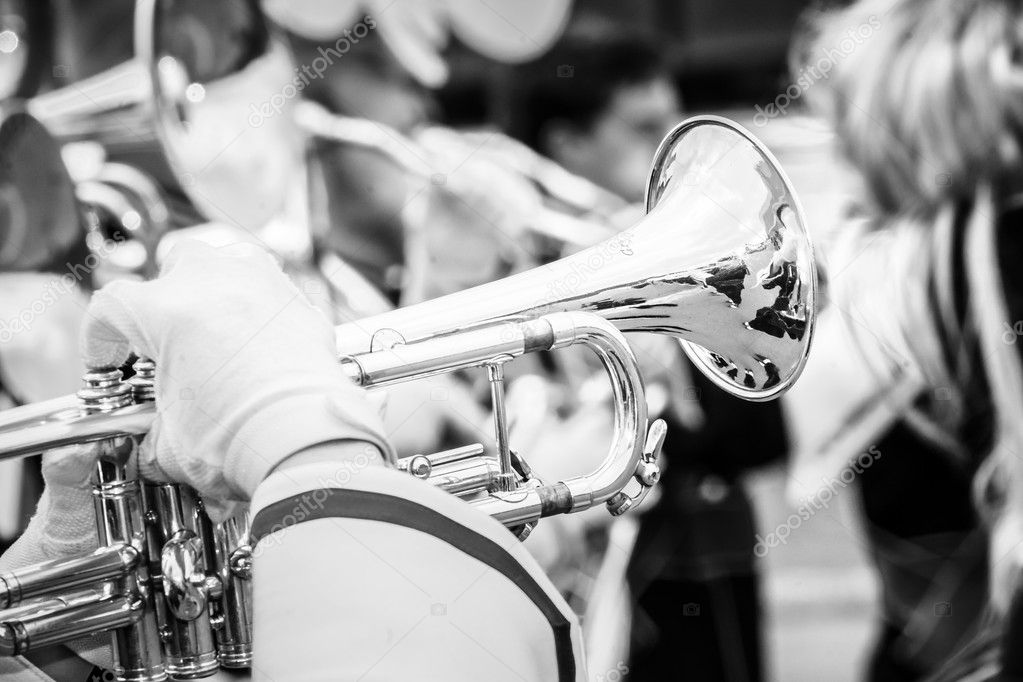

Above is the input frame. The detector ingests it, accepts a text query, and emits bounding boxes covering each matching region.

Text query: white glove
[0,446,114,671]
[0,446,98,571]
[79,240,395,517]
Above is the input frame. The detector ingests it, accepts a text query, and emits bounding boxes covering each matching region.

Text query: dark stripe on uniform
[251,488,576,682]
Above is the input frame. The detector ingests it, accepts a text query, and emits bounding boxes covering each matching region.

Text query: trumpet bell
[645,115,817,399]
[335,116,818,401]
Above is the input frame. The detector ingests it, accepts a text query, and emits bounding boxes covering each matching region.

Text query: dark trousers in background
[628,575,762,682]
[625,368,786,682]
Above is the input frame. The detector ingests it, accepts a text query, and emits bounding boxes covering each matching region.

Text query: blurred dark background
[439,0,814,125]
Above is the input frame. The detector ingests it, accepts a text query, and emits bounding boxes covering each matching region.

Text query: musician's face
[551,76,681,202]
[313,36,436,135]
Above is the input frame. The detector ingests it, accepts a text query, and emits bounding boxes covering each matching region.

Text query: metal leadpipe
[0,402,154,461]
[339,319,552,387]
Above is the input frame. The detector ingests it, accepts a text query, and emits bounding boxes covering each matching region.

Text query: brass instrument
[335,115,818,401]
[0,361,252,680]
[296,99,622,251]
[22,0,304,279]
[0,116,818,679]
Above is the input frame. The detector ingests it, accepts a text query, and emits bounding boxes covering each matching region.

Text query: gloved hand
[0,445,115,671]
[0,446,98,571]
[80,240,395,518]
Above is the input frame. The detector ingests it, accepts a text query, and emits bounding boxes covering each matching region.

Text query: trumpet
[296,99,623,251]
[20,0,305,279]
[335,115,818,400]
[0,360,252,680]
[0,115,818,679]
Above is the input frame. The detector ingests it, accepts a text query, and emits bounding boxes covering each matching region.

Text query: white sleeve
[249,462,587,682]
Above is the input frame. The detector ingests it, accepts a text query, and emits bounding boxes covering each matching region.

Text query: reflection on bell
[335,115,818,401]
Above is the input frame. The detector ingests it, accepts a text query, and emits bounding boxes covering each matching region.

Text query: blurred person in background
[783,18,990,676]
[507,28,680,205]
[270,1,589,465]
[277,10,515,461]
[507,30,788,682]
[285,22,438,301]
[799,0,1023,678]
[857,423,988,682]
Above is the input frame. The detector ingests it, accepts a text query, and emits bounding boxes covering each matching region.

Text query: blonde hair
[799,0,1023,215]
[801,0,1023,609]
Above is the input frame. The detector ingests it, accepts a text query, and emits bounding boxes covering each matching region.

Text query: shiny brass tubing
[143,483,219,679]
[0,597,142,656]
[0,587,109,624]
[400,445,498,496]
[212,515,253,669]
[0,400,154,461]
[428,457,501,497]
[93,452,167,682]
[486,363,516,491]
[421,443,487,468]
[346,311,647,527]
[0,312,646,531]
[339,318,548,387]
[0,544,138,609]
